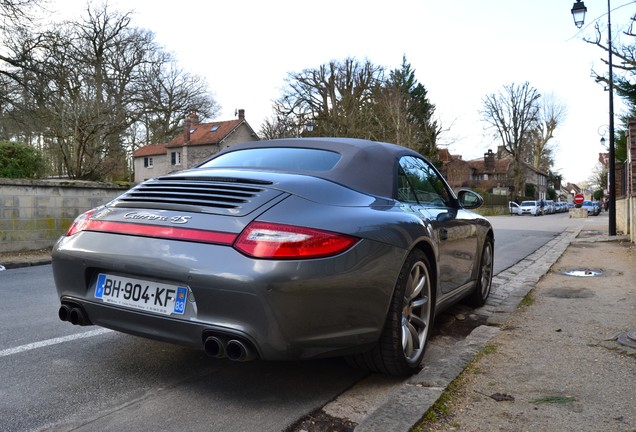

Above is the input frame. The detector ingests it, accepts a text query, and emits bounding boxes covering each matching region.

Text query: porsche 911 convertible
[52,137,494,376]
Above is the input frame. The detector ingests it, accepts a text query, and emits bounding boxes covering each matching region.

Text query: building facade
[439,147,549,200]
[133,109,259,183]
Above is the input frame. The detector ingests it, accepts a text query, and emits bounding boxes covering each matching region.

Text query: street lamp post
[571,0,617,235]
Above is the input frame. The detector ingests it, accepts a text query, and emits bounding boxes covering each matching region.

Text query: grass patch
[518,290,535,308]
[479,344,497,357]
[410,343,498,431]
[530,395,576,404]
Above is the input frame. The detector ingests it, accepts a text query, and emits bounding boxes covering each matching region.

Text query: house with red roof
[132,109,259,182]
[439,147,548,200]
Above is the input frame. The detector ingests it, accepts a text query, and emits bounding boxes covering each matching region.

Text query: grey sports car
[52,137,494,376]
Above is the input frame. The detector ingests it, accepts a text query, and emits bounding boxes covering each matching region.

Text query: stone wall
[0,179,127,252]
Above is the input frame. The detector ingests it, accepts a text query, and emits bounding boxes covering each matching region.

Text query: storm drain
[562,269,603,277]
[617,330,636,349]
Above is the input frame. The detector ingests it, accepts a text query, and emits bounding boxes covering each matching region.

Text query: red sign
[573,193,584,205]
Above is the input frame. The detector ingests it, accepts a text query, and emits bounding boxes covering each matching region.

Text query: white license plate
[95,273,188,315]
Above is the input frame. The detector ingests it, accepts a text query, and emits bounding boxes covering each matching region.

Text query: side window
[397,156,452,207]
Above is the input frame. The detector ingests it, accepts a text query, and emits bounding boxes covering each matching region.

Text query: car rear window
[200,148,341,171]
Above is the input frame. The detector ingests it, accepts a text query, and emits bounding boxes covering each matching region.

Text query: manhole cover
[617,331,636,348]
[563,269,603,277]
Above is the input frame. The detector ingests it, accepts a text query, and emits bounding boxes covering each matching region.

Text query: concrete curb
[0,257,52,270]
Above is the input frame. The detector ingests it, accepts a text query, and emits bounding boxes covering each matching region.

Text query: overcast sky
[51,0,636,185]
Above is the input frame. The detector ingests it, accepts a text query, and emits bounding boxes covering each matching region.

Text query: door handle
[439,228,448,241]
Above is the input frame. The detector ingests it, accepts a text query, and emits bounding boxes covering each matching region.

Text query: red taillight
[234,222,358,259]
[66,209,97,236]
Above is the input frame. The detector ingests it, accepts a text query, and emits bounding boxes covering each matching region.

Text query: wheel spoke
[409,314,427,330]
[480,244,493,292]
[401,320,414,355]
[411,297,428,309]
[402,319,419,357]
[407,265,425,301]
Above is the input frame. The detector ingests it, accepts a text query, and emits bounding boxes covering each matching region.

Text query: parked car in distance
[509,201,521,215]
[51,137,495,377]
[543,200,552,214]
[520,200,541,216]
[581,200,600,216]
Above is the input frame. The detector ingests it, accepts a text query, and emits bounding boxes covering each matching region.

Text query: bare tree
[586,12,636,164]
[274,57,385,138]
[135,53,219,147]
[259,109,302,139]
[0,2,219,180]
[0,0,43,28]
[527,92,567,171]
[481,82,540,197]
[271,56,440,161]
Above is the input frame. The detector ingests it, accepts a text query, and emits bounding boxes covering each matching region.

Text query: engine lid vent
[113,178,283,216]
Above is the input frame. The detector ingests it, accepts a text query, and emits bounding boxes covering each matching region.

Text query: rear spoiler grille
[112,178,282,216]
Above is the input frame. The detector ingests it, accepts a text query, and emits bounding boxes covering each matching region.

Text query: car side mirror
[457,189,483,210]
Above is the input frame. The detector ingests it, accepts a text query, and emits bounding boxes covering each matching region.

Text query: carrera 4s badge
[123,212,192,224]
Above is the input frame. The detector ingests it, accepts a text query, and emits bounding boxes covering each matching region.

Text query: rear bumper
[52,232,406,360]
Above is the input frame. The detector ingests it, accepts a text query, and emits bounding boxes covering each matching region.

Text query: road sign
[573,193,584,205]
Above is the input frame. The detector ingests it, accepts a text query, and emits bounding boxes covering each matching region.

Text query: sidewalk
[312,222,635,432]
[416,226,636,431]
[367,227,635,432]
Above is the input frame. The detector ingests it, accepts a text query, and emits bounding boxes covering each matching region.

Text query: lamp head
[571,0,587,29]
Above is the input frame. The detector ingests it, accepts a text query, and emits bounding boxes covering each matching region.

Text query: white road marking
[0,328,113,357]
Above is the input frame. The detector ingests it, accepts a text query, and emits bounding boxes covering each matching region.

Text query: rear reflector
[66,210,236,245]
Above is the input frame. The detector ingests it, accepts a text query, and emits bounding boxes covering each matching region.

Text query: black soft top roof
[209,137,425,198]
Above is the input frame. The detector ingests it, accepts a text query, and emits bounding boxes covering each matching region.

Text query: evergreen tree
[0,140,45,178]
[385,56,440,160]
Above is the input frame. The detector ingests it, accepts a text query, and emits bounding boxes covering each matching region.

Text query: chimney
[183,111,199,144]
[184,114,191,143]
[188,111,199,125]
[484,149,495,171]
[238,109,245,120]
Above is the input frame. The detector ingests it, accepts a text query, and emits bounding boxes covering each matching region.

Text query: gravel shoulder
[419,237,636,432]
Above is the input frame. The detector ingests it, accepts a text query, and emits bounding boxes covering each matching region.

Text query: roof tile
[165,119,243,148]
[133,144,166,157]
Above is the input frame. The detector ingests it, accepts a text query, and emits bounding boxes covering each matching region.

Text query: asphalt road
[0,211,578,432]
[489,211,571,273]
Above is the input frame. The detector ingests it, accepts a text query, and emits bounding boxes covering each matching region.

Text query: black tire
[346,249,433,376]
[466,237,494,307]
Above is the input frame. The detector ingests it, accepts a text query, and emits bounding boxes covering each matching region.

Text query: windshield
[521,201,536,206]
